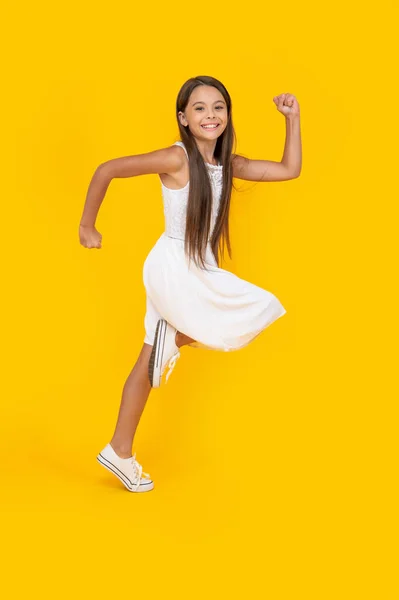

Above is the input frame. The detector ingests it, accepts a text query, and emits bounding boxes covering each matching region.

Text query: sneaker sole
[148,318,167,388]
[97,453,154,492]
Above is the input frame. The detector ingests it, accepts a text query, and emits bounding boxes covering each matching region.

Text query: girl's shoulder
[158,142,190,191]
[173,140,189,159]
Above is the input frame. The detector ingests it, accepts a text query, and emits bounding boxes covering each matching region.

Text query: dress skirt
[143,232,286,352]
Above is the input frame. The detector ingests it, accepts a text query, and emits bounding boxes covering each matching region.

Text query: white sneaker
[148,319,181,388]
[97,443,154,492]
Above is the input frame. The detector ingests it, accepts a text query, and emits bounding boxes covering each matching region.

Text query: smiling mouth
[201,124,220,130]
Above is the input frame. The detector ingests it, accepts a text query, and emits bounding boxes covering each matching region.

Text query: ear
[178,111,188,127]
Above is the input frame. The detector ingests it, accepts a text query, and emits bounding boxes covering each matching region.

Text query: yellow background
[1,0,397,597]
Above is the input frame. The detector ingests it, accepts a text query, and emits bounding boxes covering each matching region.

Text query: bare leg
[110,332,195,458]
[176,331,196,347]
[110,343,152,458]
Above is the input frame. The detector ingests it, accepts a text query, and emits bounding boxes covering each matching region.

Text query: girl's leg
[110,342,152,458]
[176,331,196,346]
[109,332,194,459]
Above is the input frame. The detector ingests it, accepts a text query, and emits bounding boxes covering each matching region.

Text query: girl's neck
[193,139,218,165]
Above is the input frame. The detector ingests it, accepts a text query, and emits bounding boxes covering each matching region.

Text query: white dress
[142,141,286,351]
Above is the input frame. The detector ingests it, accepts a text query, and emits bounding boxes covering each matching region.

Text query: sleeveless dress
[142,141,286,352]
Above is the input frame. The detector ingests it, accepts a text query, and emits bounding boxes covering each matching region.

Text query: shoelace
[130,452,151,491]
[165,350,181,384]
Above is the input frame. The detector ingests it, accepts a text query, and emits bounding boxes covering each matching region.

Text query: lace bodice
[161,141,223,241]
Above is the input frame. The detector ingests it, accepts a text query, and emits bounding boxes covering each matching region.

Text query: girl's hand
[79,224,102,249]
[273,93,300,118]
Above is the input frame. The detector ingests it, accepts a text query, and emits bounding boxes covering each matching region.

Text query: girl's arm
[79,146,185,228]
[232,93,302,183]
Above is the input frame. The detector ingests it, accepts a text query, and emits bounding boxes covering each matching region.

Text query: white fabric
[143,140,286,352]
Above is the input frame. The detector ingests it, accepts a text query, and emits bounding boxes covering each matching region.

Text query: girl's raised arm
[232,93,302,183]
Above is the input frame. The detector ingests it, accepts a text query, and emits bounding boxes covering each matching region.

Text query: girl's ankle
[110,441,132,459]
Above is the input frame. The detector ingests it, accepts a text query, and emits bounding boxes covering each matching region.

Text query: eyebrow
[192,100,226,106]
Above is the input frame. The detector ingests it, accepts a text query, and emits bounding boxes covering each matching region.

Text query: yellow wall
[1,0,397,598]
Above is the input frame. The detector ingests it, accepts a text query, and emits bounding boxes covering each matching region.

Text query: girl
[79,75,301,493]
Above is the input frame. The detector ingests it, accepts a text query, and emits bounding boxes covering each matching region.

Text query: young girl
[79,75,301,493]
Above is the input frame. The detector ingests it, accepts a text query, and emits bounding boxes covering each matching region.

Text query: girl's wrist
[80,221,95,228]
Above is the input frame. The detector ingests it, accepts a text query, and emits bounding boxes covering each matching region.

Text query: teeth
[202,125,218,129]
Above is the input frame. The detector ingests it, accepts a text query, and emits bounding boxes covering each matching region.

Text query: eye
[195,106,224,111]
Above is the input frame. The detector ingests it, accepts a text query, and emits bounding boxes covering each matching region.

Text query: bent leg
[176,331,196,347]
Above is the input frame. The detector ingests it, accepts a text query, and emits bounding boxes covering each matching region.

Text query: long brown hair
[176,75,237,271]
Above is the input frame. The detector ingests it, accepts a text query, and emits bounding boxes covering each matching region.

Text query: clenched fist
[273,93,300,118]
[79,224,102,249]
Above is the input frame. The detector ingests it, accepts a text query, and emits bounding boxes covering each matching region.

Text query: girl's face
[179,85,228,140]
